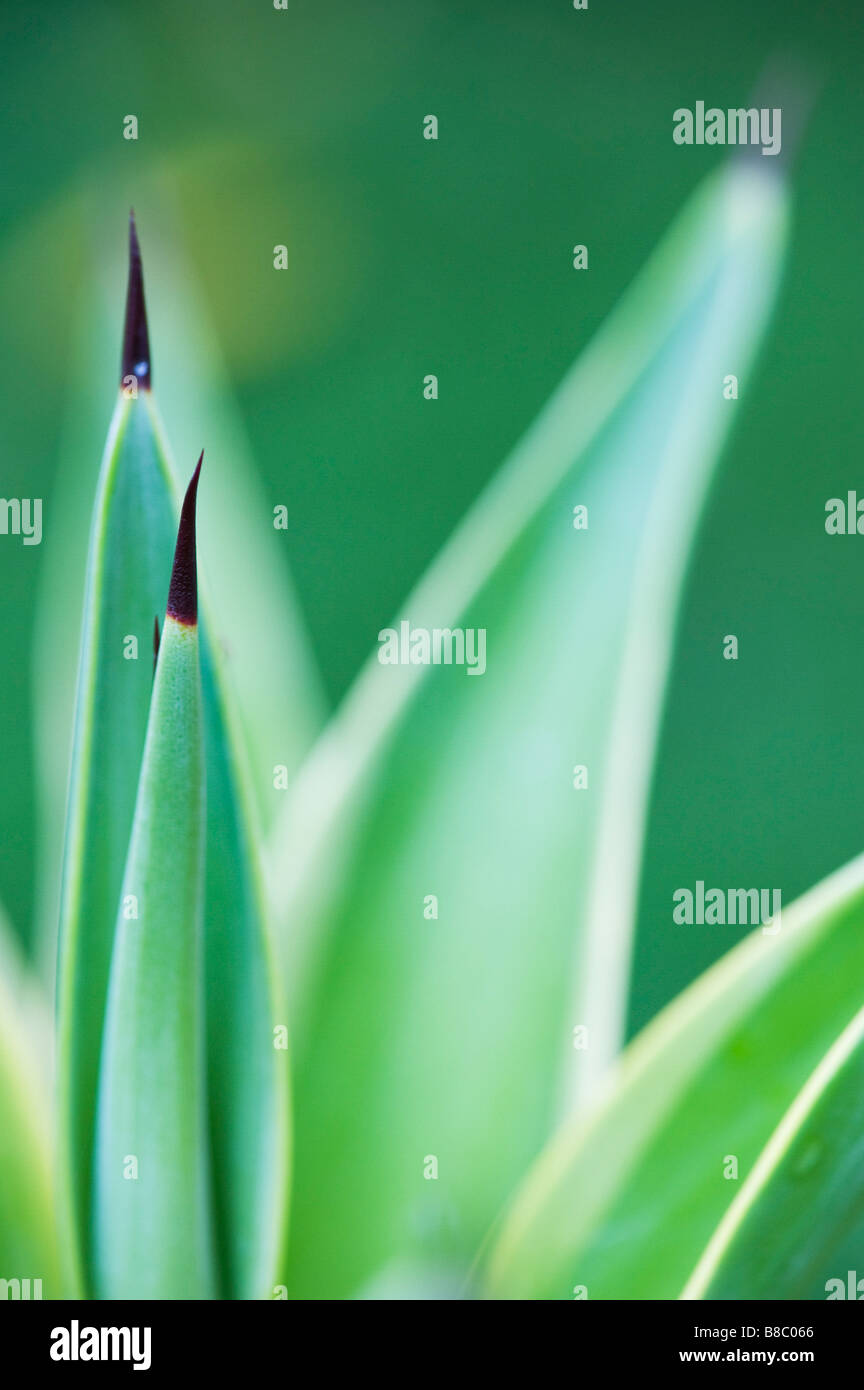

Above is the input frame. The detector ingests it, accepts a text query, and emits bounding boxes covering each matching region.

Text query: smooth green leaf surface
[56,391,176,1287]
[57,377,287,1297]
[200,639,290,1299]
[274,160,789,1298]
[94,614,212,1299]
[481,852,864,1300]
[683,1002,864,1300]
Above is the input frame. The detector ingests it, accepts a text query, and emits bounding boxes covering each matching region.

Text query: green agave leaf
[481,852,864,1300]
[145,253,292,1299]
[94,467,211,1297]
[273,159,789,1298]
[199,641,290,1299]
[32,288,116,990]
[56,386,176,1289]
[141,208,326,831]
[0,905,62,1296]
[35,189,325,984]
[57,220,287,1298]
[682,1001,864,1301]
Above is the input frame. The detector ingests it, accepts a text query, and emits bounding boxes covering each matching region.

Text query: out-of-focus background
[1,0,862,1039]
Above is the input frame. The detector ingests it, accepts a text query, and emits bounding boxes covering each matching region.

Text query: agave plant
[2,150,859,1302]
[53,215,288,1302]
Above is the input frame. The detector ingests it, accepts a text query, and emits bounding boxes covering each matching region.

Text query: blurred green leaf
[683,1000,864,1300]
[481,852,864,1300]
[272,160,789,1297]
[0,903,63,1296]
[93,599,212,1298]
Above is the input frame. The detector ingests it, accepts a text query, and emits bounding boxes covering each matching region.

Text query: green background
[0,0,861,1036]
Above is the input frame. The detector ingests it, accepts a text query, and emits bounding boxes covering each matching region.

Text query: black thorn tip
[166,452,203,626]
[152,615,161,672]
[121,210,151,390]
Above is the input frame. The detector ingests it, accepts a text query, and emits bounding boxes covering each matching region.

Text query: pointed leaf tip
[166,452,203,626]
[121,211,151,391]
